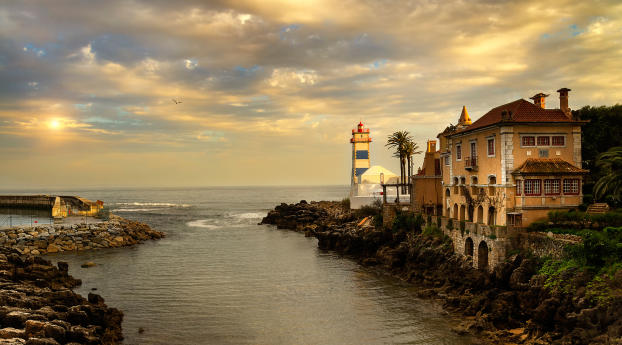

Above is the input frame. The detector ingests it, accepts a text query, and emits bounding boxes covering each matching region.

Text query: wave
[112,208,157,212]
[186,219,222,229]
[116,202,191,208]
[229,212,264,219]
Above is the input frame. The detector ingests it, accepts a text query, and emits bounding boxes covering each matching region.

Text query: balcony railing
[465,155,478,170]
[350,137,372,143]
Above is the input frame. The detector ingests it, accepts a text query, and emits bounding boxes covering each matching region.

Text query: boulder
[0,328,25,339]
[45,244,60,254]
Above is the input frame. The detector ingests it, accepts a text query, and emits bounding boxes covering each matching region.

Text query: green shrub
[340,198,350,210]
[392,211,424,233]
[423,224,443,238]
[96,206,111,221]
[447,218,454,230]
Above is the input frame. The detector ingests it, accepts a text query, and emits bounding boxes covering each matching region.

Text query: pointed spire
[458,106,472,125]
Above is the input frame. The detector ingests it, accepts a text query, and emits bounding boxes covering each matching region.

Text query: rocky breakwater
[262,201,622,345]
[0,247,123,344]
[0,216,164,255]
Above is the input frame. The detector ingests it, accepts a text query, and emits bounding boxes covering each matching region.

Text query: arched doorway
[459,205,465,221]
[488,206,496,225]
[453,204,458,219]
[478,241,489,270]
[477,206,484,224]
[464,238,474,257]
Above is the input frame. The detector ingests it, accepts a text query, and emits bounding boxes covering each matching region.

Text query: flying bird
[172,98,182,104]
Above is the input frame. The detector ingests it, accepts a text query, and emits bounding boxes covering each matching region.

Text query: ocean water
[6,186,473,345]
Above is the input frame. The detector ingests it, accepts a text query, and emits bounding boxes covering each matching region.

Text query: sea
[0,186,474,345]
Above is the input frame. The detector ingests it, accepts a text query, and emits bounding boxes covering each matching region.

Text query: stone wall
[0,215,163,255]
[512,231,581,260]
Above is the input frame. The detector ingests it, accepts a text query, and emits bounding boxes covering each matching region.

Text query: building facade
[412,140,443,215]
[439,88,587,227]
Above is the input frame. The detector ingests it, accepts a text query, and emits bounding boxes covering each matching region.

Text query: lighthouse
[350,122,372,185]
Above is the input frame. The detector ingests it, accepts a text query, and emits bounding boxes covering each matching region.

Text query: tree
[386,131,413,192]
[574,104,622,197]
[403,141,422,183]
[593,146,622,204]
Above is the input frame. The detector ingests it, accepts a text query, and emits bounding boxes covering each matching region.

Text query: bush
[392,211,424,233]
[357,199,382,218]
[423,223,443,238]
[447,218,454,230]
[340,198,350,210]
[96,206,111,221]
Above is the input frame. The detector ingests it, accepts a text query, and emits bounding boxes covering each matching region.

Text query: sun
[48,119,62,130]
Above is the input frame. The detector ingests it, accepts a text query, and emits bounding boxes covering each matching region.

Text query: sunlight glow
[48,119,62,130]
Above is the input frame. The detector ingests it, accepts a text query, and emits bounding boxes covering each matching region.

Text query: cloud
[0,0,621,187]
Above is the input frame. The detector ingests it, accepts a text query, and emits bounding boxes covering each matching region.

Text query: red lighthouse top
[357,122,364,132]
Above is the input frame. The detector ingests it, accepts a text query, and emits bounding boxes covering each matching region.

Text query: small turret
[457,106,472,129]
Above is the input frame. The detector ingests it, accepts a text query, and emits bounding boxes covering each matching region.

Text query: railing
[465,155,477,169]
[350,137,372,143]
[381,183,413,205]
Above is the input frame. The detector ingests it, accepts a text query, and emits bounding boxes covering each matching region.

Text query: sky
[1,0,621,188]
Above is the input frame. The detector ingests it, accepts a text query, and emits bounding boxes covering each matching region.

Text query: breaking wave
[116,202,191,208]
[186,220,223,229]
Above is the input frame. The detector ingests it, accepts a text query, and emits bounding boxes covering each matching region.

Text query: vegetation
[391,211,424,233]
[385,131,421,192]
[527,209,622,233]
[593,146,622,204]
[340,197,350,210]
[95,206,111,220]
[356,199,383,228]
[575,104,622,206]
[538,227,622,303]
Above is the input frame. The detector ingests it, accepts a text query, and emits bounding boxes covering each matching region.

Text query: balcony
[465,155,478,170]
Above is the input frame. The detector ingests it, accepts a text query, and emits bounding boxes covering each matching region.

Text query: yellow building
[438,88,588,227]
[412,140,443,215]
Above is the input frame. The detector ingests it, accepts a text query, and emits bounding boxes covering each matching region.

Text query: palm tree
[593,146,622,203]
[404,141,422,183]
[386,131,413,193]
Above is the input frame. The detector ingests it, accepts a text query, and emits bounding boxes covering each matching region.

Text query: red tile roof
[512,158,588,175]
[454,99,577,134]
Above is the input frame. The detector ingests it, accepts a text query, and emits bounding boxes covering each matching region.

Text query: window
[539,149,549,158]
[444,155,450,166]
[524,179,541,196]
[516,180,522,195]
[552,136,565,146]
[487,138,495,156]
[537,136,550,146]
[470,141,477,158]
[456,144,462,160]
[355,150,368,159]
[563,179,580,194]
[522,136,535,147]
[544,179,560,195]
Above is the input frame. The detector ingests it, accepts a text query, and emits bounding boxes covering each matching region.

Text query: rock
[80,262,96,268]
[24,338,60,345]
[0,339,26,345]
[0,328,26,339]
[45,244,60,254]
[24,320,46,338]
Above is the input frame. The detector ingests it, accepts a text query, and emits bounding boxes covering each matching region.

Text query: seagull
[172,98,182,104]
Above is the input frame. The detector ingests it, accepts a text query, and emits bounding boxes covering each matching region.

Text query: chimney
[530,93,549,109]
[557,88,571,116]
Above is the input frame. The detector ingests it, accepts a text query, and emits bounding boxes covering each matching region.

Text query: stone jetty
[0,247,123,344]
[0,215,164,255]
[0,214,164,344]
[262,201,622,345]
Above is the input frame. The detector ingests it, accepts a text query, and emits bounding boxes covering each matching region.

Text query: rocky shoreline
[1,215,164,255]
[0,215,164,344]
[261,201,622,345]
